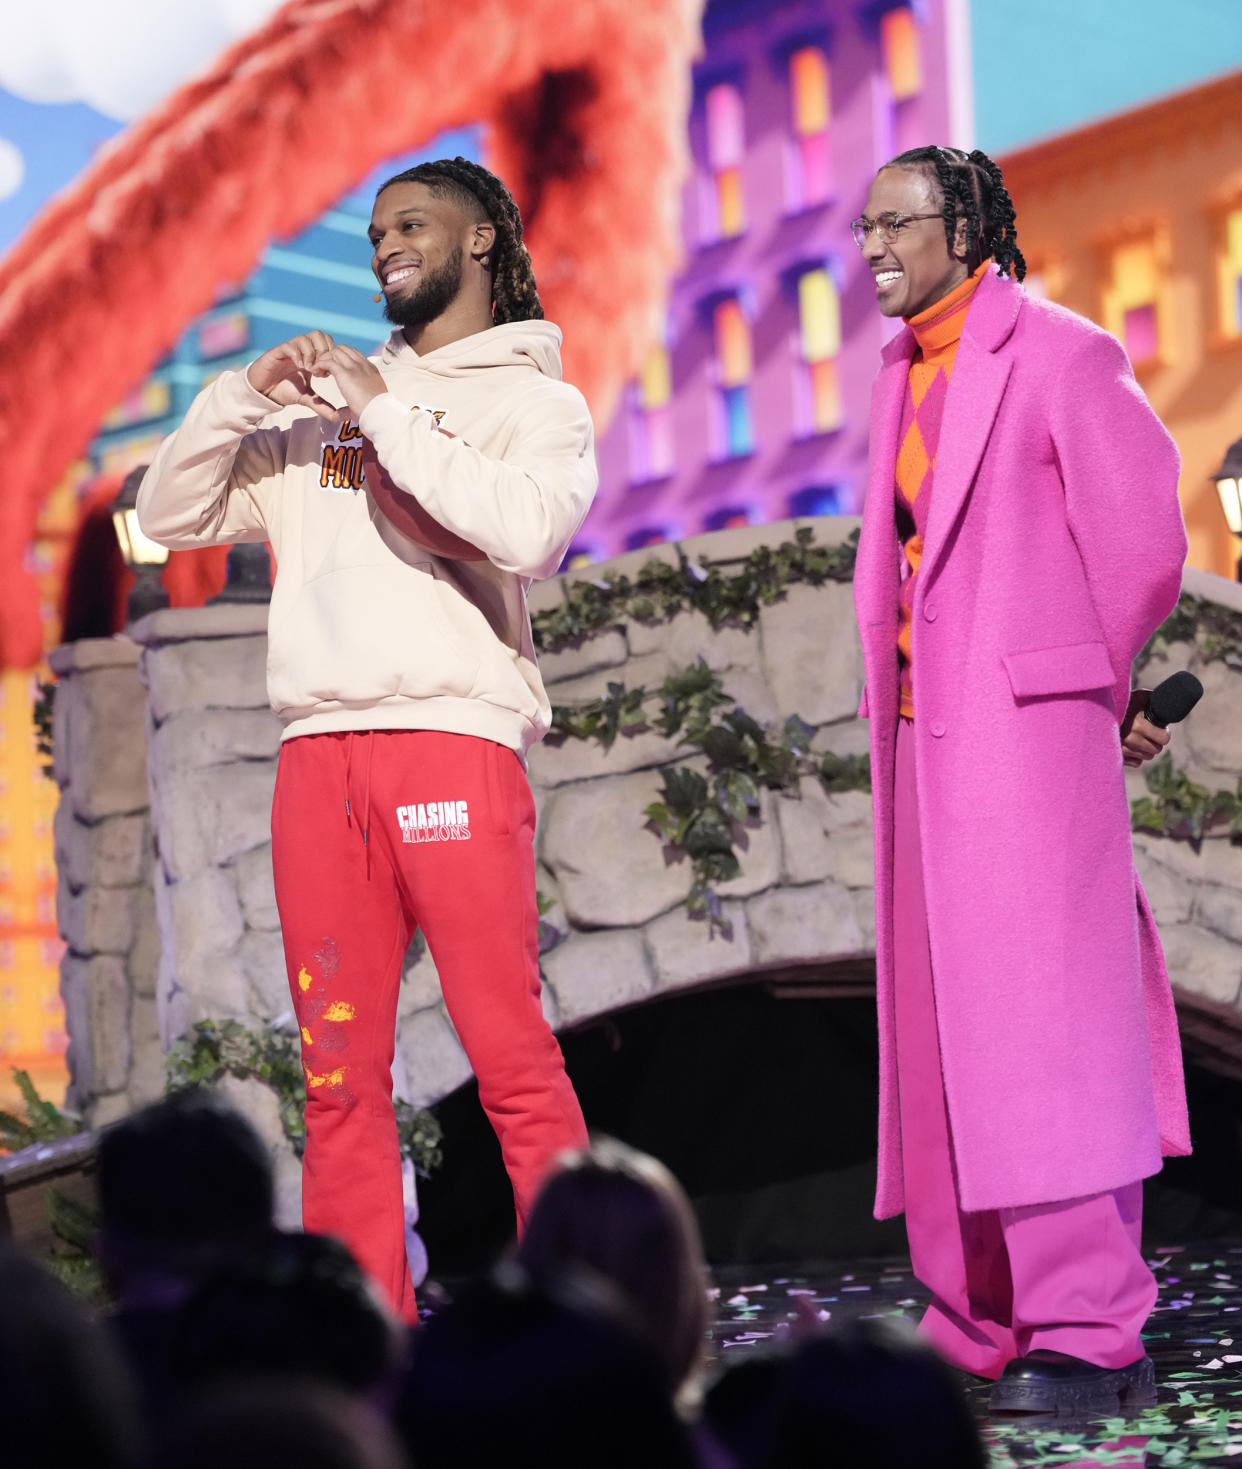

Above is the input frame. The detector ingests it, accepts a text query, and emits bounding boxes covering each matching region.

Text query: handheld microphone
[1145,670,1203,729]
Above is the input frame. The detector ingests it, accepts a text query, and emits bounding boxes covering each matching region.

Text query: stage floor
[709,1242,1242,1466]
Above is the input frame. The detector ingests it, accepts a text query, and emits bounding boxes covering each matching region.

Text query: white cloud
[0,2,288,122]
[0,139,24,201]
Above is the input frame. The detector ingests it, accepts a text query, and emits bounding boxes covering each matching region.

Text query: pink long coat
[855,266,1192,1218]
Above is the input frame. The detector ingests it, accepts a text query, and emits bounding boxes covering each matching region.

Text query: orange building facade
[0,465,86,1111]
[999,69,1242,580]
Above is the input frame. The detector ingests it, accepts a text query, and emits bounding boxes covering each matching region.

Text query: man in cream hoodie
[138,158,595,1321]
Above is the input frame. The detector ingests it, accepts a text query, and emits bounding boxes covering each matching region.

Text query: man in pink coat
[852,145,1190,1415]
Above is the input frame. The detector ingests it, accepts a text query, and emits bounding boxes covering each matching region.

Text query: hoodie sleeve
[358,383,598,580]
[136,367,291,548]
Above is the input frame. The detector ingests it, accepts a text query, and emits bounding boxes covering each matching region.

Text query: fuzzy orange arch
[0,0,700,668]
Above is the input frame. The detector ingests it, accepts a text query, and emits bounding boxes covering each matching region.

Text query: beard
[383,250,465,328]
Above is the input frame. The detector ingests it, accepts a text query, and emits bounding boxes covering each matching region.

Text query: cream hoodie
[137,321,597,756]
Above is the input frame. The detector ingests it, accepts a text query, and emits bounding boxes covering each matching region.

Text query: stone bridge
[49,518,1242,1213]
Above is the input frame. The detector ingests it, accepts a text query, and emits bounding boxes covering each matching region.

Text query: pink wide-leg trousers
[891,717,1155,1379]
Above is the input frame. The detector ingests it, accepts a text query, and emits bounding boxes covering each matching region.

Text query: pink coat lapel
[920,270,1022,584]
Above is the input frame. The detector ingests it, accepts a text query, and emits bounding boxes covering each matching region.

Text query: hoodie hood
[376,320,564,381]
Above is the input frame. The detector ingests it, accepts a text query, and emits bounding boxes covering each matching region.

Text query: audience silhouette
[395,1261,696,1468]
[3,1090,991,1467]
[0,1246,141,1469]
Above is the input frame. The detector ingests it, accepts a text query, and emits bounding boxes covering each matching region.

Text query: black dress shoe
[989,1349,1155,1415]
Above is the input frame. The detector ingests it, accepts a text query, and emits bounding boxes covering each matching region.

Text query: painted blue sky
[2,1,1241,258]
[972,0,1242,154]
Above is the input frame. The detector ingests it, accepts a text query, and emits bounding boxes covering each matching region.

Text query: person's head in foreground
[0,1247,141,1469]
[705,1315,988,1469]
[517,1135,710,1397]
[144,1379,407,1469]
[174,1230,405,1400]
[97,1086,275,1304]
[854,145,1025,320]
[395,1262,695,1469]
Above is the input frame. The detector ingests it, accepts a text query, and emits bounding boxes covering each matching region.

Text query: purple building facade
[576,0,973,561]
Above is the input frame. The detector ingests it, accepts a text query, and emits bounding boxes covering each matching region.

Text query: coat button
[924,603,938,622]
[930,719,946,738]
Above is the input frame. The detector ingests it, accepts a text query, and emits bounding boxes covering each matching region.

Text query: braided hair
[375,157,544,324]
[884,146,1026,282]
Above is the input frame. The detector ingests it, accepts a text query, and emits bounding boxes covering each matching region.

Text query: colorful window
[789,485,843,517]
[197,309,251,360]
[881,7,922,100]
[703,83,746,242]
[712,297,754,459]
[787,46,832,210]
[1219,207,1242,337]
[793,266,843,436]
[704,506,754,531]
[626,526,677,551]
[560,543,599,572]
[99,378,172,432]
[1103,239,1162,365]
[98,432,166,478]
[627,340,674,484]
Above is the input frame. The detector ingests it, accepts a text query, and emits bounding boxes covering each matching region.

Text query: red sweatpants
[271,729,587,1322]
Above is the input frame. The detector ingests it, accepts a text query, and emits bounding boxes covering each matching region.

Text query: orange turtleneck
[895,259,990,719]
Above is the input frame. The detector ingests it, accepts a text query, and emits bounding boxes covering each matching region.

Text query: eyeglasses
[850,212,942,249]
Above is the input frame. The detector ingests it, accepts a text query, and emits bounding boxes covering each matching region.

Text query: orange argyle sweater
[895,260,990,719]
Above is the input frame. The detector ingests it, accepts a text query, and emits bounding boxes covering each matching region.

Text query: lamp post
[110,465,170,623]
[207,542,273,604]
[1211,436,1242,582]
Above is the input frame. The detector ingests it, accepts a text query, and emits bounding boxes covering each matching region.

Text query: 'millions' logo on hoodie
[319,406,448,493]
[396,799,471,843]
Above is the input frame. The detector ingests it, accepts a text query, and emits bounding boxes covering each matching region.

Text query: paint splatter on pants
[272,729,587,1323]
[892,717,1155,1378]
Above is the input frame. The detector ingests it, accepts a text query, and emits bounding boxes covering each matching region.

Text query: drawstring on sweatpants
[344,738,354,827]
[362,733,374,879]
[343,732,375,878]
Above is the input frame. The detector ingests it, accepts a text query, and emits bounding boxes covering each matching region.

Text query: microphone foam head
[1147,670,1204,728]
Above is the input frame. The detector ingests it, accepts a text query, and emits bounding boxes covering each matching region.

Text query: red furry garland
[0,0,699,667]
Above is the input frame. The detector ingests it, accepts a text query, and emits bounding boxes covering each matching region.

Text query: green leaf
[0,1070,78,1148]
[683,821,736,861]
[1131,753,1242,842]
[0,1106,35,1150]
[819,751,872,794]
[723,707,766,743]
[47,1187,97,1253]
[661,766,709,814]
[701,726,746,767]
[718,769,760,821]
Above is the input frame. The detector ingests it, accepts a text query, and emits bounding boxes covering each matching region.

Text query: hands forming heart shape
[249,331,389,421]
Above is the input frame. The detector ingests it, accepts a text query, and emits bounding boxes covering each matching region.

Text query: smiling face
[861,166,969,320]
[368,181,484,329]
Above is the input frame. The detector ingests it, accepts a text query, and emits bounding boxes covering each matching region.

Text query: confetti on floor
[708,1243,1242,1467]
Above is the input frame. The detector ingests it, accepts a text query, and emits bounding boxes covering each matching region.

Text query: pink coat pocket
[1002,640,1115,698]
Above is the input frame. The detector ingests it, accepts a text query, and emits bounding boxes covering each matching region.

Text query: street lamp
[1211,436,1242,582]
[207,541,273,604]
[110,465,170,623]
